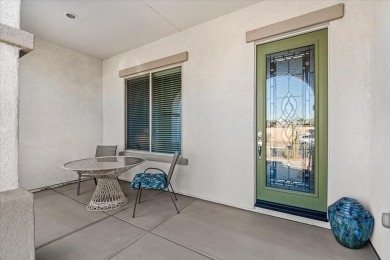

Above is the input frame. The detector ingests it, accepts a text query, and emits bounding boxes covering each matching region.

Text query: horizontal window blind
[126,75,150,151]
[152,67,182,154]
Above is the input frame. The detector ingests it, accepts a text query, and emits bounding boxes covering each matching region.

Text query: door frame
[253,25,329,221]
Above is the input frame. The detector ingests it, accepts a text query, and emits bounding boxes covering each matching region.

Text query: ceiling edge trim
[119,52,188,78]
[246,3,344,43]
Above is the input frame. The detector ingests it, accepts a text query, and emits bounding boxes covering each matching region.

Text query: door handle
[258,140,263,159]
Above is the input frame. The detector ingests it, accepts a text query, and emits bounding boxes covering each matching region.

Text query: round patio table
[63,156,145,211]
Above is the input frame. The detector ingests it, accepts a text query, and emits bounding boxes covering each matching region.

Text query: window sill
[118,150,189,165]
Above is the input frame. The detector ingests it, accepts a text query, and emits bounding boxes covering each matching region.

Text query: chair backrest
[167,151,180,184]
[95,145,117,157]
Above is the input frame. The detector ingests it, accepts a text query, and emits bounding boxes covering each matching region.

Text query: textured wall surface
[11,0,388,257]
[19,38,103,190]
[0,0,20,192]
[0,3,34,260]
[0,0,20,28]
[369,2,390,259]
[103,0,371,216]
[0,188,34,260]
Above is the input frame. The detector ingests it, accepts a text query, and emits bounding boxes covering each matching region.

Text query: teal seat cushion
[130,173,167,190]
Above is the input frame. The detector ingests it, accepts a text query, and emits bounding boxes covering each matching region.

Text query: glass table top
[63,156,145,171]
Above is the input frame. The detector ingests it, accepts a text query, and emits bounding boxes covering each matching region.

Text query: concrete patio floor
[33,180,379,260]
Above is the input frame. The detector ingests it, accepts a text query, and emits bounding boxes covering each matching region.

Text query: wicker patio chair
[76,145,117,195]
[131,151,180,218]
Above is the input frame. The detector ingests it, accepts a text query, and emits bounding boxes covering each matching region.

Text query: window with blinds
[126,67,181,154]
[126,75,150,151]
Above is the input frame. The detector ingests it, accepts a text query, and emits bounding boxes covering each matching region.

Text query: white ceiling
[21,0,261,60]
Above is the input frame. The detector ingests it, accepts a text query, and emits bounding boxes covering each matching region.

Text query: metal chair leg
[169,184,178,200]
[138,189,143,203]
[132,188,141,218]
[168,191,179,214]
[77,174,81,195]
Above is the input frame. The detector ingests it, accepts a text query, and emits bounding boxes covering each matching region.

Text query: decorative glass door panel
[266,45,315,194]
[256,29,328,219]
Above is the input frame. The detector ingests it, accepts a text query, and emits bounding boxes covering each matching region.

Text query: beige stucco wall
[103,0,371,223]
[369,1,390,259]
[15,0,388,257]
[0,0,20,192]
[19,38,103,190]
[0,188,34,259]
[0,1,35,259]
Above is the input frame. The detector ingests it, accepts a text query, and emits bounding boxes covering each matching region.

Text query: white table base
[87,178,128,211]
[78,168,129,211]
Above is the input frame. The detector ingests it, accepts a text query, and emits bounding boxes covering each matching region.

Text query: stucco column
[0,1,35,259]
[0,0,20,192]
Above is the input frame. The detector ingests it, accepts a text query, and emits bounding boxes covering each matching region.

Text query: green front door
[256,29,328,220]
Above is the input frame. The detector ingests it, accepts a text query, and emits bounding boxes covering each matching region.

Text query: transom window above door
[125,66,182,154]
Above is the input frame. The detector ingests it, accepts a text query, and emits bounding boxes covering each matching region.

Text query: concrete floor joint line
[107,199,212,260]
[105,232,150,260]
[35,213,111,250]
[151,232,215,260]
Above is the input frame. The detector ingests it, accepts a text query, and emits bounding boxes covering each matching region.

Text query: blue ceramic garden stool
[328,197,374,249]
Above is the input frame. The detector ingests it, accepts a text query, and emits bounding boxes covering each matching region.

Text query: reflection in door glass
[266,45,315,194]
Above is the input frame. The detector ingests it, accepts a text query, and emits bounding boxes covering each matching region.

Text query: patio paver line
[104,231,150,260]
[49,186,94,206]
[150,232,216,260]
[35,186,113,250]
[35,182,203,257]
[35,213,112,250]
[36,187,178,248]
[148,196,197,231]
[111,192,197,231]
[106,198,214,260]
[137,190,164,204]
[143,198,218,260]
[105,190,165,216]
